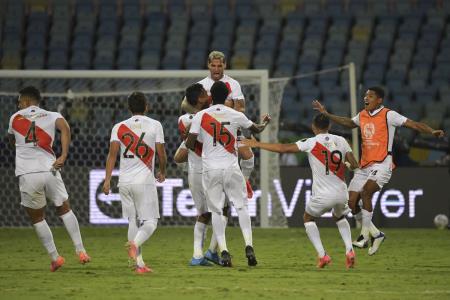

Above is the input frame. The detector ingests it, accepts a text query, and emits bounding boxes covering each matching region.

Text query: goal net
[0,70,288,227]
[0,66,355,228]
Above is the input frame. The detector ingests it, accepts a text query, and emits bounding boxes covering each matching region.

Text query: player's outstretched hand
[156,172,165,183]
[241,136,259,148]
[312,100,327,114]
[53,156,66,169]
[432,129,445,138]
[262,114,271,125]
[102,181,110,195]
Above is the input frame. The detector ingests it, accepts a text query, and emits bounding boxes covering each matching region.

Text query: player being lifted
[174,83,223,266]
[242,114,359,269]
[103,92,167,274]
[181,51,255,200]
[313,87,445,255]
[8,86,90,272]
[186,81,270,267]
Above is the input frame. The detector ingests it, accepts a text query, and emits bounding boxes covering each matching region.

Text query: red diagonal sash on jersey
[201,113,236,155]
[117,124,154,171]
[194,141,203,157]
[178,119,186,139]
[311,142,345,181]
[12,114,55,156]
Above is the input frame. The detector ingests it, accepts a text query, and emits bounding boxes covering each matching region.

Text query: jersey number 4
[210,122,231,147]
[321,150,342,175]
[122,132,149,159]
[25,121,38,144]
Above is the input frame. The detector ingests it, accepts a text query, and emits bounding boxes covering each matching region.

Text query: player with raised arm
[185,81,270,267]
[8,86,90,272]
[103,92,167,274]
[174,83,219,266]
[242,114,359,269]
[312,86,445,255]
[181,51,256,199]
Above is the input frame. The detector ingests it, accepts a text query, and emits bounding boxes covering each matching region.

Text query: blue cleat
[204,249,221,265]
[189,257,212,266]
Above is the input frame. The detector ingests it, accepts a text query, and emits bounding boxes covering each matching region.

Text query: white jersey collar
[368,105,384,116]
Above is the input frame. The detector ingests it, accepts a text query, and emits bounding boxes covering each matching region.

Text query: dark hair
[127,92,147,114]
[313,113,330,130]
[368,86,385,99]
[210,81,229,104]
[19,86,41,102]
[185,83,204,107]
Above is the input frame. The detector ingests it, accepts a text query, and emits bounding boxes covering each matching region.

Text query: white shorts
[202,166,247,214]
[306,196,350,218]
[19,171,69,209]
[119,184,160,220]
[348,156,393,192]
[188,171,208,215]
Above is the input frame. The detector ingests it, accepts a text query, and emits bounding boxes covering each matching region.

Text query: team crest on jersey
[363,122,376,139]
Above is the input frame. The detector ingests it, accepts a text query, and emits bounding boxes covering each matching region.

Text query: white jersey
[352,106,407,152]
[8,105,63,176]
[178,113,202,173]
[190,104,253,171]
[110,115,164,186]
[296,133,353,199]
[198,74,245,102]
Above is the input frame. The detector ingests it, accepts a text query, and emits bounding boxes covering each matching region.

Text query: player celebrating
[103,92,167,274]
[174,83,219,266]
[242,114,359,269]
[181,51,255,199]
[186,81,270,267]
[313,87,445,255]
[8,86,90,272]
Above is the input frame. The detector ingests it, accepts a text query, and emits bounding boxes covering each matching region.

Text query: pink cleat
[78,251,91,264]
[135,265,153,274]
[127,241,138,261]
[346,250,356,269]
[50,256,65,272]
[317,254,332,268]
[246,180,254,199]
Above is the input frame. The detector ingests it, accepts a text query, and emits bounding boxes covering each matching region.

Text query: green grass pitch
[1,227,449,299]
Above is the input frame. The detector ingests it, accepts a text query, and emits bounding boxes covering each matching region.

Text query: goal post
[0,69,287,227]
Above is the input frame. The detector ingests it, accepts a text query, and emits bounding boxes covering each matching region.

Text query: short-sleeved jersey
[8,106,62,176]
[296,133,352,199]
[352,106,407,152]
[198,74,245,102]
[190,104,253,171]
[178,113,202,173]
[110,115,164,186]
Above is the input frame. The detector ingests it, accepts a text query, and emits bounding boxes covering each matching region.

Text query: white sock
[60,210,85,253]
[211,212,228,252]
[33,220,59,261]
[336,218,353,253]
[237,206,253,247]
[134,219,158,247]
[304,221,325,257]
[209,215,227,252]
[240,156,254,179]
[128,216,144,266]
[361,209,373,241]
[369,222,381,237]
[353,211,362,229]
[193,221,207,259]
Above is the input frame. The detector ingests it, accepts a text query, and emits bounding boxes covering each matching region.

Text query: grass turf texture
[1,227,449,300]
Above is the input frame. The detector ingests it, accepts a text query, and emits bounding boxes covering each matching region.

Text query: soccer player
[8,86,90,272]
[103,92,167,274]
[181,51,255,199]
[174,83,219,266]
[312,87,445,255]
[242,114,359,269]
[186,81,270,267]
